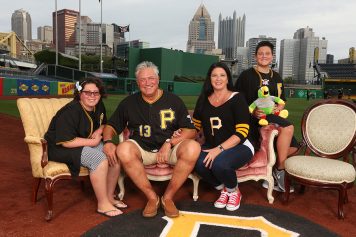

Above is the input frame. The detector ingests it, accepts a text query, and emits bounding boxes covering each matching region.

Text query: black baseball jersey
[44,100,107,176]
[192,92,250,148]
[107,91,195,152]
[234,67,286,105]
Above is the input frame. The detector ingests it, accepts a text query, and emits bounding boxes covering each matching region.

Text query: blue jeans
[194,144,253,189]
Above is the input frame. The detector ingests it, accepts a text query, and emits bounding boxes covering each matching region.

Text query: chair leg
[299,185,306,194]
[337,187,347,219]
[345,190,349,204]
[265,177,274,204]
[188,173,200,201]
[32,178,42,203]
[45,178,55,221]
[117,173,126,201]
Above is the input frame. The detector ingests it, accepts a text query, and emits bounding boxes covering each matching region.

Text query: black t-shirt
[107,91,195,152]
[44,99,107,176]
[192,93,250,148]
[234,67,285,105]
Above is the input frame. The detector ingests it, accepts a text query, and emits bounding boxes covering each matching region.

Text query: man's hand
[252,108,265,119]
[273,104,285,114]
[156,142,171,164]
[103,143,118,166]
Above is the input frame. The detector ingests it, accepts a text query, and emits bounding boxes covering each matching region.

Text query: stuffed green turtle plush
[249,86,288,126]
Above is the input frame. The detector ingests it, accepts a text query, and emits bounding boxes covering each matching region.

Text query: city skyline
[0,0,355,60]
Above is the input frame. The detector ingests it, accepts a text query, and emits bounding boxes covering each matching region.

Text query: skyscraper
[279,39,297,79]
[11,9,32,41]
[218,11,246,60]
[37,26,53,43]
[186,4,215,54]
[292,27,327,83]
[247,36,277,68]
[52,9,79,53]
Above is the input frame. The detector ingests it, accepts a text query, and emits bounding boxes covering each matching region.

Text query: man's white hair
[135,61,159,78]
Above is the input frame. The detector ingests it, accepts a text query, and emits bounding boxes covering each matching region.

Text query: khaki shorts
[127,139,182,166]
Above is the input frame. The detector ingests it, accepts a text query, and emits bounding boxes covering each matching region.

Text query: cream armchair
[284,99,356,219]
[17,98,89,221]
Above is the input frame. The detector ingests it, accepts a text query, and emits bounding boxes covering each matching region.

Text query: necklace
[210,91,231,105]
[254,66,273,87]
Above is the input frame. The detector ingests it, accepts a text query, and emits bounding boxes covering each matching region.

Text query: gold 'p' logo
[210,117,222,136]
[160,109,175,129]
[160,211,299,237]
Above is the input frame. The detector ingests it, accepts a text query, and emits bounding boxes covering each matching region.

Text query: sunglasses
[82,91,100,96]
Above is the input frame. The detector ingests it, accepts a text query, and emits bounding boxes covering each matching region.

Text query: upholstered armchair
[284,99,356,219]
[17,98,90,221]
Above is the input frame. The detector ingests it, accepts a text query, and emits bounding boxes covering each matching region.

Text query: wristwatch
[218,144,225,152]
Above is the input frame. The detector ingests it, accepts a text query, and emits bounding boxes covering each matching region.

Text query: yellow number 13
[139,125,151,137]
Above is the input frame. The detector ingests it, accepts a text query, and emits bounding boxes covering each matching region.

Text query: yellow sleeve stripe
[192,118,201,124]
[193,122,201,130]
[236,124,249,129]
[236,129,248,138]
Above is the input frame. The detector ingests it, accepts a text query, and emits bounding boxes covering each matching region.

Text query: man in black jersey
[103,61,200,218]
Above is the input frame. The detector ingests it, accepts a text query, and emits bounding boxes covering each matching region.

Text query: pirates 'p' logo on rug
[161,211,299,237]
[83,201,338,237]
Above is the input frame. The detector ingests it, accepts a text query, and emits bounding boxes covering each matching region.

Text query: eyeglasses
[82,91,100,97]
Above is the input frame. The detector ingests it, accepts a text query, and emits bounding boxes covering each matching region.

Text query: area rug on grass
[83,201,338,237]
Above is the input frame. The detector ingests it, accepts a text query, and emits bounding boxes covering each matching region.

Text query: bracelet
[103,139,115,144]
[218,144,225,152]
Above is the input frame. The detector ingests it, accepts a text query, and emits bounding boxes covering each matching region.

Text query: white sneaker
[273,169,287,191]
[261,180,294,193]
[214,189,229,208]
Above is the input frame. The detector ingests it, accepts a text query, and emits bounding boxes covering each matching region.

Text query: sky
[1,0,355,60]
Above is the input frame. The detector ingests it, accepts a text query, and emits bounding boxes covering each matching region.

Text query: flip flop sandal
[96,209,122,218]
[114,200,128,209]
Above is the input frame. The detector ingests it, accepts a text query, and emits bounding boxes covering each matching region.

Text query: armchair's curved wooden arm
[41,139,49,168]
[266,127,279,167]
[24,136,42,144]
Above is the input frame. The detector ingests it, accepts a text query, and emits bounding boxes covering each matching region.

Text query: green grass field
[0,95,316,141]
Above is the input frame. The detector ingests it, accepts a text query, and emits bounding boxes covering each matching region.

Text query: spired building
[218,11,246,60]
[11,9,32,42]
[186,4,215,54]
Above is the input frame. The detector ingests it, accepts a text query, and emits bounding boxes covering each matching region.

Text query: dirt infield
[0,113,355,236]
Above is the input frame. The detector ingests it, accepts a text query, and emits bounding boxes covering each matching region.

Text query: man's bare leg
[161,140,200,217]
[116,141,159,217]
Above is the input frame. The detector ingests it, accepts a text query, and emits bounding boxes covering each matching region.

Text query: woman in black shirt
[193,62,254,211]
[45,78,126,217]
